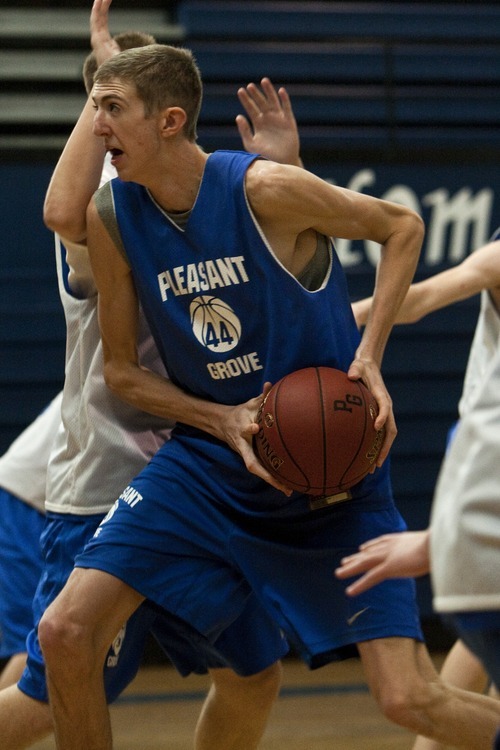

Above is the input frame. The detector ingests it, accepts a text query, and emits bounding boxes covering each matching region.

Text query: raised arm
[43,0,118,243]
[246,161,424,458]
[353,238,500,328]
[236,78,303,167]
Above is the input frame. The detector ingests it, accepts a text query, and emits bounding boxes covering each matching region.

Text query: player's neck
[148,143,208,213]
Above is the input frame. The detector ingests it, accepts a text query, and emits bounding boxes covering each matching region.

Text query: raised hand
[90,0,120,66]
[236,77,302,167]
[335,529,431,596]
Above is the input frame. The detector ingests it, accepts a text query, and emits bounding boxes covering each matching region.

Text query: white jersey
[431,344,500,612]
[46,157,173,515]
[0,391,62,513]
[431,289,500,612]
[45,237,173,515]
[458,290,500,417]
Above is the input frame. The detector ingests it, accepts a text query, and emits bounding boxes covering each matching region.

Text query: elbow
[103,360,125,397]
[406,210,425,246]
[43,195,86,243]
[103,359,137,406]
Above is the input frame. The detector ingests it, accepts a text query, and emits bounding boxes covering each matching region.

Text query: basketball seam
[315,367,328,494]
[274,378,311,492]
[339,379,369,486]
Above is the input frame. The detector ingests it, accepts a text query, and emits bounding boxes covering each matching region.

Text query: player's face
[92,78,162,183]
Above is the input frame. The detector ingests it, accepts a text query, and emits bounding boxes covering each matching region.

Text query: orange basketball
[255,367,384,496]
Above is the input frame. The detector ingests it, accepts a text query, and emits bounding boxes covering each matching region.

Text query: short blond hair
[82,31,156,95]
[94,43,203,142]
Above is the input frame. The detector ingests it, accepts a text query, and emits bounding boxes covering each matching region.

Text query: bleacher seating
[175,2,500,154]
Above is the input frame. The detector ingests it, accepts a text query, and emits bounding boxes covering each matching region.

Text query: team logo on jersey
[190,295,242,352]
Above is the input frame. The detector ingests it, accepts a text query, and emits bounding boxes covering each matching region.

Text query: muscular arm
[86,199,291,494]
[246,161,424,457]
[353,239,500,328]
[43,0,118,244]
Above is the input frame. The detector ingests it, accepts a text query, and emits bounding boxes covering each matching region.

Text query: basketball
[254,367,385,496]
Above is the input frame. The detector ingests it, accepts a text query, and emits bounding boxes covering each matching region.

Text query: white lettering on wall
[329,169,494,269]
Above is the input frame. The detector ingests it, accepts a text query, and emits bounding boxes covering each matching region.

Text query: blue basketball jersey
[106,150,360,404]
[98,150,390,506]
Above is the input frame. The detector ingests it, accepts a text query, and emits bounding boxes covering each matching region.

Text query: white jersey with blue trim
[45,155,174,515]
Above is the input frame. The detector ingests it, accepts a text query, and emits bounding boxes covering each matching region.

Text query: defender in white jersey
[337,229,500,750]
[0,393,61,688]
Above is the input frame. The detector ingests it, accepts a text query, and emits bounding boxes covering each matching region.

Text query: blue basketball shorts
[0,488,45,659]
[18,511,288,703]
[75,438,424,671]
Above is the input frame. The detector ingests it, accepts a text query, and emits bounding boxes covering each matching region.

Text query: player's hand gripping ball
[255,367,385,496]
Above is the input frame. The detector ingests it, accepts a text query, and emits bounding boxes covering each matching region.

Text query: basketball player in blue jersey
[0,2,320,747]
[37,43,500,750]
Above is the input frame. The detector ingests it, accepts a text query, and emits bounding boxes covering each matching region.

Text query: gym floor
[30,653,448,749]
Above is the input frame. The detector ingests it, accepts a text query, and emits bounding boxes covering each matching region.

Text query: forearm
[44,97,106,242]
[356,215,423,364]
[104,358,230,440]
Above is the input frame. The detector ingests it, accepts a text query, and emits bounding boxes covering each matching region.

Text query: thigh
[75,459,252,638]
[230,506,424,669]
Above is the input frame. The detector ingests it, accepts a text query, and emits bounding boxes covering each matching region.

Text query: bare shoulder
[245,159,323,215]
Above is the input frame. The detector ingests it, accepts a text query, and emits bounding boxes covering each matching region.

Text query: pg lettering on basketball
[333,393,363,412]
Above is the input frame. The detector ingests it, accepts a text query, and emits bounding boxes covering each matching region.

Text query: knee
[211,660,283,708]
[372,679,434,733]
[246,660,283,703]
[38,602,92,673]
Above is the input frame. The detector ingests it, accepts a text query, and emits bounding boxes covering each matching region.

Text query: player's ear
[160,106,187,138]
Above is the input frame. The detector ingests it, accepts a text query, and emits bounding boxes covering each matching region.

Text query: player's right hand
[217,387,293,496]
[334,530,431,595]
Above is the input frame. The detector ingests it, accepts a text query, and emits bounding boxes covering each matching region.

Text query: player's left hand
[335,530,431,596]
[90,0,120,66]
[236,78,303,167]
[347,357,396,465]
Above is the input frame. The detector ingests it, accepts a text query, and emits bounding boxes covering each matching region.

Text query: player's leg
[38,566,144,750]
[412,639,491,750]
[0,654,27,690]
[150,592,288,750]
[0,684,52,749]
[358,636,500,749]
[195,663,283,750]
